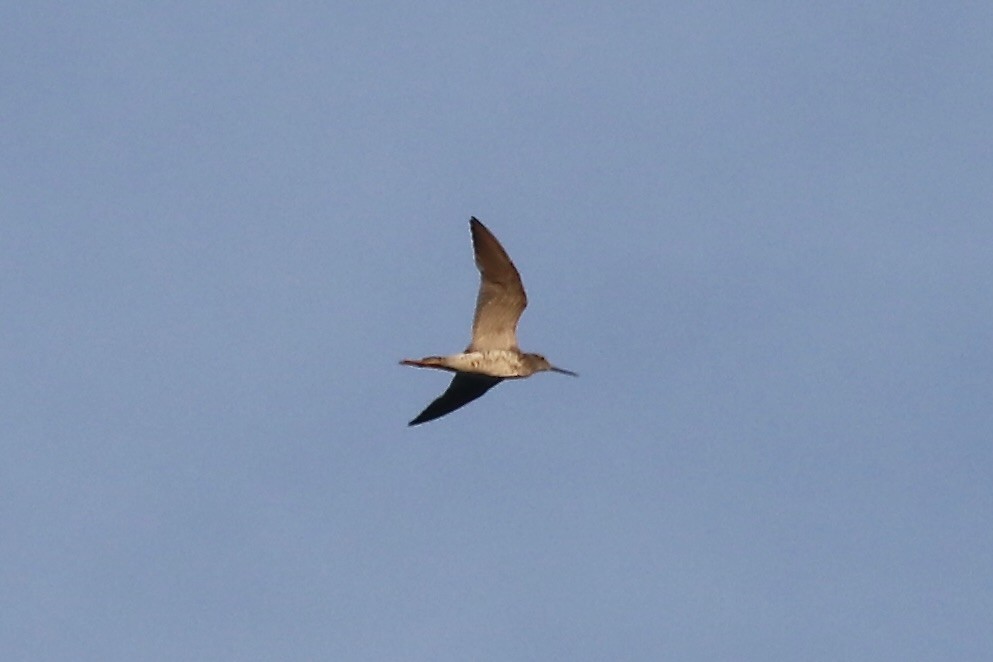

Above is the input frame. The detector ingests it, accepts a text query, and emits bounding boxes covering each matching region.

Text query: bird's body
[402,350,558,379]
[401,217,576,426]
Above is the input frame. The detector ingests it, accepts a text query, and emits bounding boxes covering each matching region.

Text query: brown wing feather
[468,217,527,351]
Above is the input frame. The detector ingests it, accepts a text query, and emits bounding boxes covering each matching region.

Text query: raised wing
[408,373,503,426]
[468,217,527,351]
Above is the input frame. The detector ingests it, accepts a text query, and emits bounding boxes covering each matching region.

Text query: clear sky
[3,3,991,660]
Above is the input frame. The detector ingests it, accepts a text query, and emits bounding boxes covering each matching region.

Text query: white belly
[452,350,527,378]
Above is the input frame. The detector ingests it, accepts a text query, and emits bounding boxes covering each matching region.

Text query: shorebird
[401,217,577,426]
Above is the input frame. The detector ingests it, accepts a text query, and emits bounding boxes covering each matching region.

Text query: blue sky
[3,3,992,660]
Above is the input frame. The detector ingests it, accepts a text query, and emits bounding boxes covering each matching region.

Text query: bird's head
[527,353,578,377]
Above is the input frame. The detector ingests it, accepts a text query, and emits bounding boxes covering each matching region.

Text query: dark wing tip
[469,216,487,238]
[408,412,428,426]
[469,217,515,269]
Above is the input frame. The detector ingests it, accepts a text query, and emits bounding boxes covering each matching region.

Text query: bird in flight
[401,217,577,426]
